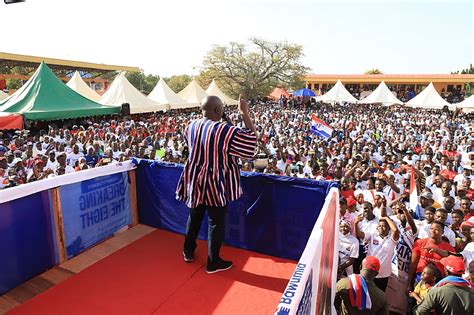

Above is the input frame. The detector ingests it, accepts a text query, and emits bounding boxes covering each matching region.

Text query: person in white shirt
[373,192,392,218]
[33,142,45,157]
[355,214,400,292]
[417,208,456,246]
[45,151,58,171]
[56,153,74,174]
[338,219,359,279]
[453,166,472,184]
[353,202,379,273]
[66,144,84,167]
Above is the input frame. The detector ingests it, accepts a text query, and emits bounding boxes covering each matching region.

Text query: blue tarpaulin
[0,191,56,295]
[134,159,337,260]
[60,172,132,258]
[292,88,316,97]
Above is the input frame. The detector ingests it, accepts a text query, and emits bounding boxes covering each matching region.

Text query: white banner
[275,188,340,315]
[0,161,135,203]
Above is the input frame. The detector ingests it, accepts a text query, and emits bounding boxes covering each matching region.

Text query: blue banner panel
[0,191,56,295]
[134,159,337,260]
[60,172,132,258]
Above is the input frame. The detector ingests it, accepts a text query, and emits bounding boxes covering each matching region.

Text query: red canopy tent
[0,112,23,130]
[268,86,290,100]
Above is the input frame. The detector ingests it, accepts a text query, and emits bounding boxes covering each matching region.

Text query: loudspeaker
[121,103,131,116]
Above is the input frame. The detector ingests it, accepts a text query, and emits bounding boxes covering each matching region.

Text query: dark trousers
[374,277,389,292]
[183,204,226,264]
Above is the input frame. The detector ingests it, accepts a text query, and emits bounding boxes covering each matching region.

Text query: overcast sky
[1,0,472,76]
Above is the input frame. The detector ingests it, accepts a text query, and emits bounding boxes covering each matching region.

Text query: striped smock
[176,118,257,208]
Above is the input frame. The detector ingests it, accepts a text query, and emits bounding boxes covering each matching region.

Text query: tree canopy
[364,68,383,75]
[199,38,309,99]
[163,75,192,93]
[125,70,159,94]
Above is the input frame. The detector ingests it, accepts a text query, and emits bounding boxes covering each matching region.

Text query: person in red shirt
[439,161,457,181]
[442,143,460,161]
[460,197,473,221]
[406,221,455,295]
[340,176,355,199]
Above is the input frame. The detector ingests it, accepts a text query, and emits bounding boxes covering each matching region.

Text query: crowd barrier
[133,159,337,260]
[275,188,339,315]
[1,158,340,315]
[0,161,137,295]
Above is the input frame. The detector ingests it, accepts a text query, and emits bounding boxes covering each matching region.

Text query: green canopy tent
[0,62,120,121]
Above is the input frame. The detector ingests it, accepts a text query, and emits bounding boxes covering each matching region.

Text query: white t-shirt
[67,152,84,167]
[390,216,418,279]
[339,233,359,275]
[64,165,75,174]
[461,242,474,277]
[357,217,379,245]
[276,160,286,174]
[365,232,397,278]
[45,160,58,171]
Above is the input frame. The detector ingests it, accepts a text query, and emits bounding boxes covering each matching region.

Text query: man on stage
[176,95,257,273]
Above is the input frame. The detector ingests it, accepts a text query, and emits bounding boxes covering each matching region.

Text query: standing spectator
[338,219,359,279]
[355,215,400,291]
[407,221,455,294]
[335,256,388,315]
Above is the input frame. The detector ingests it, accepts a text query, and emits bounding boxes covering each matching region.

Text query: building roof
[0,52,139,74]
[305,73,474,84]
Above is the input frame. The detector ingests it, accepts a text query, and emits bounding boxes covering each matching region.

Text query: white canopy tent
[316,80,358,103]
[406,82,451,110]
[148,78,197,109]
[206,80,238,105]
[358,81,403,105]
[455,95,474,113]
[66,71,101,102]
[0,90,8,101]
[178,78,208,104]
[100,72,167,113]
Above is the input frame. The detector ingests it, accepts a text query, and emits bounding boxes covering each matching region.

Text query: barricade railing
[0,161,137,295]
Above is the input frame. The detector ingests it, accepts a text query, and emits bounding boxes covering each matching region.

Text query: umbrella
[292,88,316,97]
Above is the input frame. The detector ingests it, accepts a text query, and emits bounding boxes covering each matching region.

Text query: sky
[0,0,472,77]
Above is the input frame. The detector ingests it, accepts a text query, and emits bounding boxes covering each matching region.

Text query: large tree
[452,64,473,96]
[200,37,309,99]
[125,70,159,94]
[365,68,383,75]
[164,75,192,93]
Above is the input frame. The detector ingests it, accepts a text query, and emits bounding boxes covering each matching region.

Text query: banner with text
[60,171,131,258]
[275,188,339,315]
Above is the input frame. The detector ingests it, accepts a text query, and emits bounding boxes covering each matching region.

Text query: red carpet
[9,229,296,315]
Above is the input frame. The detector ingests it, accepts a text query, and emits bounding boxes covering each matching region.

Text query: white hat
[354,189,364,197]
[384,170,395,177]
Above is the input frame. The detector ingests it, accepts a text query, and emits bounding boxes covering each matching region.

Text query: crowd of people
[0,99,473,313]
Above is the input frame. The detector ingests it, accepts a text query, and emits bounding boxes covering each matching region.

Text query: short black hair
[424,206,436,213]
[431,220,445,230]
